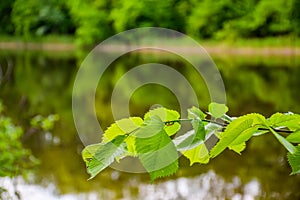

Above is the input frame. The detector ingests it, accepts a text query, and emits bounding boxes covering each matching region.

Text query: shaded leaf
[82,135,127,179]
[135,116,178,181]
[188,107,206,142]
[288,145,300,175]
[174,123,222,151]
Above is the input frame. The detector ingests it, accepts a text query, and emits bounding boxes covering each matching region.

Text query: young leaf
[188,107,206,142]
[82,135,127,179]
[182,143,209,165]
[102,117,143,142]
[288,145,300,175]
[210,113,265,158]
[135,116,178,181]
[286,130,300,143]
[208,102,228,119]
[268,113,300,131]
[144,107,180,136]
[188,106,206,120]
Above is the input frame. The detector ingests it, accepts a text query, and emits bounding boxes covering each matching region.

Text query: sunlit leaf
[144,107,180,136]
[288,145,300,175]
[229,142,246,154]
[102,117,143,155]
[82,135,127,180]
[135,116,178,181]
[208,102,228,119]
[210,113,265,158]
[182,143,209,165]
[286,130,300,143]
[268,113,300,131]
[102,117,143,141]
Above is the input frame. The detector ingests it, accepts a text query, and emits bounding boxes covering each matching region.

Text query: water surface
[0,49,299,199]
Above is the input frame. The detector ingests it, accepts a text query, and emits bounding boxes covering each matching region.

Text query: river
[0,48,299,199]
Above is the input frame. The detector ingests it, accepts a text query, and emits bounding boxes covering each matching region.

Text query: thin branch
[164,118,295,134]
[259,127,293,134]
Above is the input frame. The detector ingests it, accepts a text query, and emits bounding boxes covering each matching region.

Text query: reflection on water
[1,170,260,200]
[137,171,260,200]
[0,50,300,199]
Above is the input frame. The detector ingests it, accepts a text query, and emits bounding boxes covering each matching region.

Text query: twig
[164,118,295,134]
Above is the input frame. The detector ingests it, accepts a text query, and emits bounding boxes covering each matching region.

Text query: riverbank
[0,35,299,56]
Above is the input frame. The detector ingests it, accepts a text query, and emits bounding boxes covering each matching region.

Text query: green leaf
[286,130,300,143]
[270,128,296,154]
[229,142,246,154]
[208,102,228,119]
[210,113,265,158]
[102,117,143,142]
[102,117,143,155]
[173,130,196,151]
[135,116,178,181]
[188,106,206,120]
[82,135,127,179]
[188,107,206,142]
[144,107,180,136]
[288,145,300,175]
[268,113,300,131]
[182,143,209,165]
[174,123,222,151]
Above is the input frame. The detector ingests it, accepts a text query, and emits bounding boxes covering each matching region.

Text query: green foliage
[12,0,75,38]
[2,0,299,47]
[66,0,112,47]
[82,103,300,180]
[0,101,38,177]
[31,114,60,131]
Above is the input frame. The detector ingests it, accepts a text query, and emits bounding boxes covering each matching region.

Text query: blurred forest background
[1,0,300,199]
[0,0,299,47]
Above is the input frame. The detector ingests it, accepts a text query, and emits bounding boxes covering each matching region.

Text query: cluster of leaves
[0,101,60,178]
[82,103,300,181]
[31,114,60,132]
[0,102,38,177]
